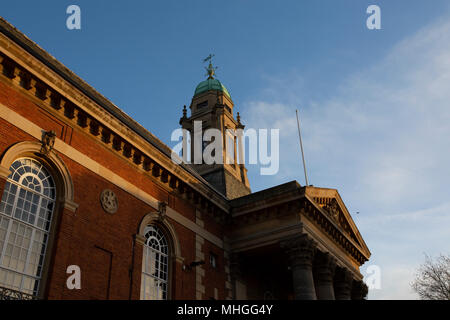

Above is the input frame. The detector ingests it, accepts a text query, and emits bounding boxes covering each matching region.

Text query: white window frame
[140,225,169,300]
[0,158,56,297]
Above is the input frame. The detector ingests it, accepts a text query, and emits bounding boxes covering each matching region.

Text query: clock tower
[180,59,251,199]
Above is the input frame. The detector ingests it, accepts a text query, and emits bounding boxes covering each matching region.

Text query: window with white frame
[140,225,169,300]
[0,158,56,297]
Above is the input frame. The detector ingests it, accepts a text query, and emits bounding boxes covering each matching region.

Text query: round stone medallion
[100,189,118,214]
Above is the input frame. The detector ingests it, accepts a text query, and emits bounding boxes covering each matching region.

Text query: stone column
[281,234,317,300]
[314,252,337,300]
[351,280,368,300]
[334,267,354,300]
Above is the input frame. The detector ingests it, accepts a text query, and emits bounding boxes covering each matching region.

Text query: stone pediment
[305,187,370,258]
[323,198,356,241]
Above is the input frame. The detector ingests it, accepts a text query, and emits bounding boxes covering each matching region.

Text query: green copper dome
[194,78,231,99]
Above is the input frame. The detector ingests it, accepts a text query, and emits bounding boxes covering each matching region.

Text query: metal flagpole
[296,109,309,186]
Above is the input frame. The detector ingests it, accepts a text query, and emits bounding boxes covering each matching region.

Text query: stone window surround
[0,141,77,299]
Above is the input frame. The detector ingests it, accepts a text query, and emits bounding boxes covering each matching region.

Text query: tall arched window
[0,158,56,297]
[141,225,169,300]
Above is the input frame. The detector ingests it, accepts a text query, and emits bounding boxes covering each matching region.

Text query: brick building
[0,17,370,300]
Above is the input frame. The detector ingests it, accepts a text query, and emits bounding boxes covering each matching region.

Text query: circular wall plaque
[100,189,118,214]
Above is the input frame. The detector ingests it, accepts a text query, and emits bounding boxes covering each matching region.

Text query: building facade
[0,17,370,300]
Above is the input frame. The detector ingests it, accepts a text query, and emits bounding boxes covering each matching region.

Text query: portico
[227,181,370,300]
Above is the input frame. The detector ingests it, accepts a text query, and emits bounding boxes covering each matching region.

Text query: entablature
[228,182,370,266]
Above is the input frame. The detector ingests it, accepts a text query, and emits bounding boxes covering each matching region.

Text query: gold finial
[203,54,218,79]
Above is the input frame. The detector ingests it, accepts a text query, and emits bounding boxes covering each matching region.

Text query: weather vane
[203,54,218,79]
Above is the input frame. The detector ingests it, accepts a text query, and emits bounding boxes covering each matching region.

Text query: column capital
[281,234,317,300]
[281,234,317,268]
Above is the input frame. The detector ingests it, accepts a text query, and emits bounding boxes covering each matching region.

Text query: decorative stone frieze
[324,198,340,222]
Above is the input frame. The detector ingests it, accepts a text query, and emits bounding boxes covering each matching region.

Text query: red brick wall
[202,240,228,300]
[0,78,227,299]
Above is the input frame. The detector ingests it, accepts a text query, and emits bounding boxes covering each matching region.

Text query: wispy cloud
[242,13,450,299]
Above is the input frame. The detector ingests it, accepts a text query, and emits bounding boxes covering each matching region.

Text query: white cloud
[242,14,450,299]
[364,264,418,300]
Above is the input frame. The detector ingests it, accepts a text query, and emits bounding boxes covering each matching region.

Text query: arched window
[140,225,169,300]
[0,158,56,297]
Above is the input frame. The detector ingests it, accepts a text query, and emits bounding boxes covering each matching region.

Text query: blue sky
[2,0,450,299]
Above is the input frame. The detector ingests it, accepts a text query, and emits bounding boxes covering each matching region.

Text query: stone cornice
[280,234,317,268]
[0,21,230,217]
[190,89,234,107]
